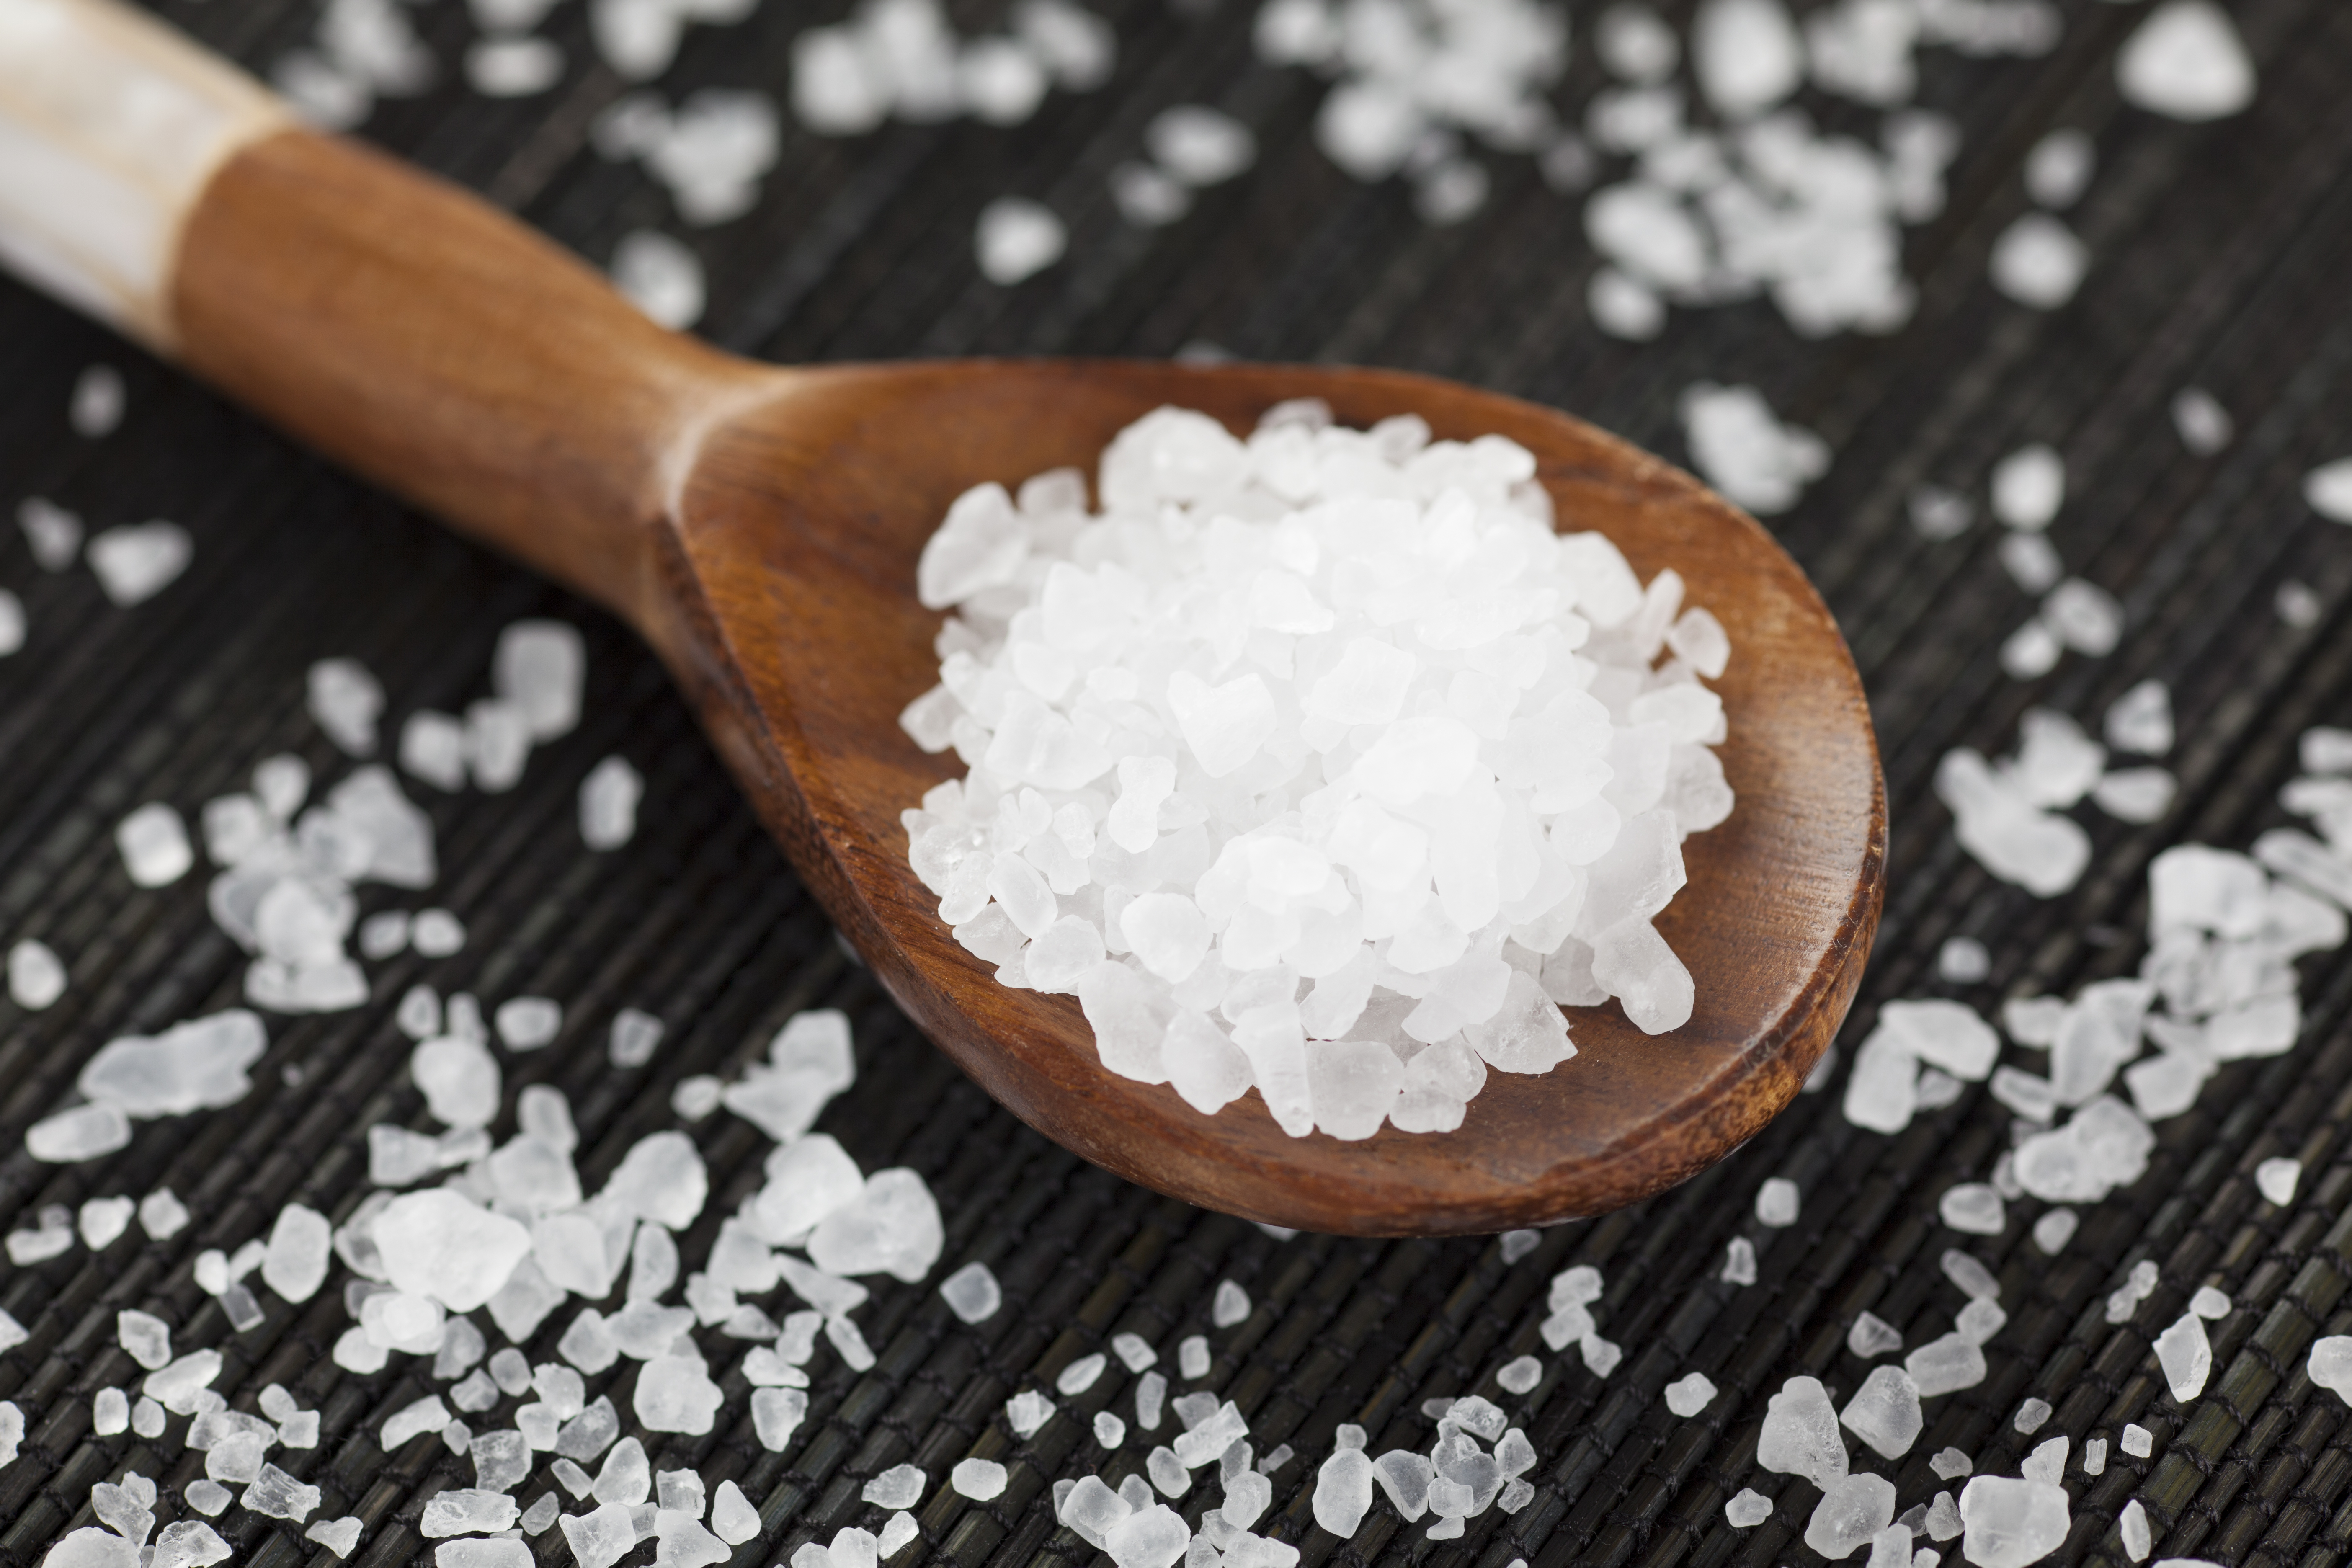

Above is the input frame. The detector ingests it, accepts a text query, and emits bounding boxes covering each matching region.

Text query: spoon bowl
[0,2,1883,1234]
[680,358,1884,1235]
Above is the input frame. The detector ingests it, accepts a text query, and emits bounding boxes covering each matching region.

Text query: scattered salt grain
[952,1457,1008,1501]
[2032,1209,2077,1253]
[1112,1333,1157,1372]
[579,756,645,850]
[2023,129,2094,210]
[1725,1488,1771,1528]
[1681,383,1830,516]
[27,1102,132,1163]
[88,523,192,607]
[1147,107,1257,186]
[70,364,125,436]
[93,1388,129,1434]
[1848,1312,1902,1359]
[2171,388,2233,456]
[611,231,705,331]
[117,804,194,888]
[1755,1178,1800,1227]
[975,199,1065,285]
[1212,1280,1250,1327]
[307,659,384,756]
[2190,1285,2230,1319]
[1664,1372,1716,1417]
[308,1518,364,1558]
[1989,215,2087,309]
[1007,1390,1057,1438]
[2257,1157,2301,1205]
[1496,1355,1542,1394]
[1721,1236,1757,1285]
[467,34,561,95]
[2154,1311,2212,1400]
[711,1481,760,1545]
[1842,1366,1923,1458]
[1937,937,1989,983]
[495,997,562,1051]
[1060,1353,1109,1395]
[78,1196,133,1249]
[2116,1,2255,123]
[1939,1184,2004,1236]
[1179,1336,1210,1379]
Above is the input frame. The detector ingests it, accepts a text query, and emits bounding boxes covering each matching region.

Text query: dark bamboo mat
[3,3,2352,1568]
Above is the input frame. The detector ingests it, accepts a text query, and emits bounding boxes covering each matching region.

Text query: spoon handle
[0,0,784,634]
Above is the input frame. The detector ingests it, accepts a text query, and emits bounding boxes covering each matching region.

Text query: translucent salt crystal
[808,1168,943,1282]
[306,658,384,756]
[2155,1312,2212,1400]
[1136,1370,1167,1430]
[374,1190,534,1311]
[1757,1377,1847,1487]
[244,1462,323,1521]
[1147,107,1256,187]
[1212,1280,1250,1328]
[561,1503,641,1568]
[1111,1332,1157,1372]
[1957,1475,2069,1568]
[43,1530,139,1568]
[132,1397,165,1437]
[752,1387,807,1452]
[604,1130,709,1229]
[975,199,1065,286]
[495,997,562,1050]
[580,757,645,850]
[2117,1,2254,122]
[1989,215,2087,309]
[400,711,469,792]
[2190,1286,2231,1320]
[93,1387,130,1434]
[1691,0,1800,119]
[1313,1448,1374,1537]
[1725,1488,1772,1528]
[118,1308,173,1369]
[182,1480,230,1518]
[1755,1178,1800,1227]
[521,1496,560,1537]
[952,1457,1008,1500]
[74,1196,130,1250]
[1805,1473,1895,1560]
[413,909,467,956]
[9,940,65,1009]
[1005,1388,1057,1439]
[2257,1157,2301,1206]
[88,524,193,607]
[1991,445,2064,531]
[413,1035,501,1129]
[494,621,585,740]
[1905,1333,1987,1398]
[307,1518,364,1558]
[1957,1298,2006,1345]
[1496,1355,1542,1395]
[262,1202,333,1303]
[470,1429,531,1491]
[422,1489,521,1537]
[1938,1184,2004,1236]
[710,1481,760,1545]
[116,803,194,888]
[1841,1366,1922,1458]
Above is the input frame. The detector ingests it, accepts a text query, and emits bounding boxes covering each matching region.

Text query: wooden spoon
[0,0,1883,1236]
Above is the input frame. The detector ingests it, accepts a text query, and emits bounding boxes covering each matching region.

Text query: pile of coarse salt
[898,402,1736,1140]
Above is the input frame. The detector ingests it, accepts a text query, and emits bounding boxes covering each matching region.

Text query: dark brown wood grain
[171,128,1883,1235]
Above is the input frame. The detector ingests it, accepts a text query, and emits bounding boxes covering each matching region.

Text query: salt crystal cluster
[1111,107,1259,230]
[899,403,1736,1140]
[270,0,436,131]
[592,91,781,227]
[1937,700,2173,898]
[1678,383,1829,516]
[788,0,1114,137]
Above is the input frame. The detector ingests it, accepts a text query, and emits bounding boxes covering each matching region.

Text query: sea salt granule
[2023,129,2094,210]
[1842,1367,1922,1458]
[1806,1473,1896,1561]
[88,523,193,607]
[1113,1332,1158,1371]
[1725,1488,1772,1528]
[1991,445,2063,531]
[612,231,706,330]
[27,1103,132,1162]
[2155,1311,2212,1399]
[1681,383,1830,516]
[2033,1209,2078,1253]
[1059,1354,1108,1395]
[2308,461,2352,525]
[2172,389,2233,456]
[138,1195,185,1245]
[2257,1157,2302,1206]
[2116,1,2255,123]
[1957,1474,2069,1568]
[20,497,83,570]
[953,1457,1008,1501]
[495,997,563,1050]
[1007,1390,1056,1438]
[2274,578,2320,625]
[1939,1184,2004,1235]
[4,938,62,1007]
[80,1197,133,1249]
[1664,1372,1716,1417]
[1179,1336,1210,1379]
[309,658,384,755]
[1937,937,1989,984]
[117,804,194,888]
[1212,1280,1250,1327]
[1755,1178,1800,1227]
[308,1517,365,1558]
[1989,215,2087,309]
[580,757,646,850]
[1147,107,1257,187]
[975,199,1066,285]
[467,35,562,95]
[263,1204,333,1303]
[1757,1377,1846,1487]
[71,364,126,436]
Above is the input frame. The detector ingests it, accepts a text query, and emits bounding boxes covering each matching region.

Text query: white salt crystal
[88,524,193,607]
[1991,445,2064,531]
[1757,1377,1847,1487]
[1989,215,2087,309]
[2023,129,2094,210]
[71,364,125,436]
[2304,459,2352,524]
[413,1035,501,1128]
[1059,1353,1108,1396]
[2105,681,2173,756]
[2257,1157,2302,1206]
[1589,269,1665,340]
[2117,1,2255,122]
[1725,1488,1771,1528]
[375,1190,533,1311]
[93,1388,129,1434]
[19,497,82,570]
[1313,1448,1374,1537]
[2171,388,2233,455]
[1111,162,1190,227]
[1909,485,1974,541]
[1937,938,1990,984]
[117,804,193,888]
[78,1197,132,1249]
[952,1457,1008,1501]
[1692,0,1802,120]
[2149,1311,2217,1411]
[1680,383,1829,516]
[1112,1332,1158,1372]
[263,1203,333,1303]
[1957,1475,2069,1568]
[2044,579,2124,655]
[1496,1355,1542,1395]
[1178,1335,1210,1379]
[1006,1389,1056,1438]
[8,939,64,1008]
[1842,1366,1922,1457]
[1806,1473,1896,1561]
[308,658,384,755]
[2032,1209,2078,1254]
[1755,1178,1800,1227]
[975,199,1065,285]
[308,1518,364,1558]
[1664,1372,1716,1417]
[401,712,469,792]
[467,35,561,95]
[1939,1184,2004,1236]
[580,757,645,850]
[1147,107,1256,187]
[183,1481,231,1518]
[1212,1280,1250,1327]
[495,997,562,1051]
[28,1103,132,1162]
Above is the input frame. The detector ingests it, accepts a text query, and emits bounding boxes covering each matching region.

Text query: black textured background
[3,3,2352,1568]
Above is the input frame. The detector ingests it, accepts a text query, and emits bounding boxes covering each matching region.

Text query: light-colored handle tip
[0,0,287,348]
